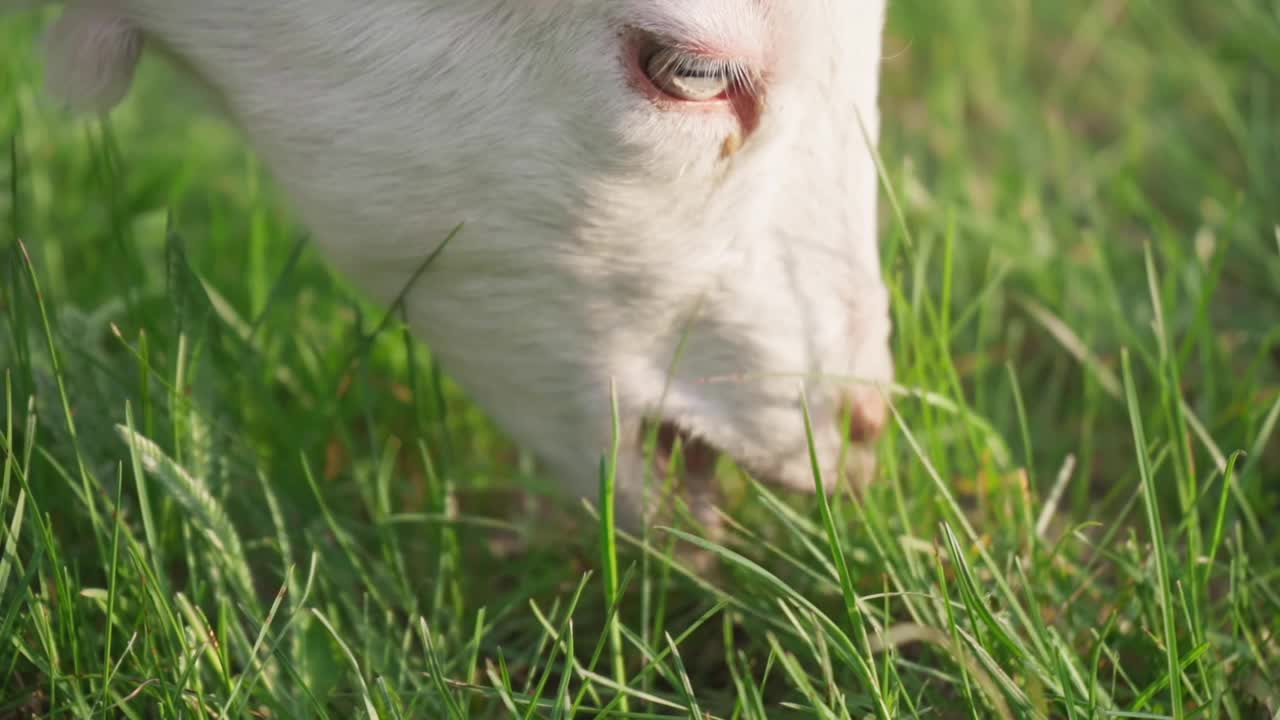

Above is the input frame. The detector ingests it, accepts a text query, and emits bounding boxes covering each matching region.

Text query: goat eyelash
[657,52,752,85]
[643,45,759,99]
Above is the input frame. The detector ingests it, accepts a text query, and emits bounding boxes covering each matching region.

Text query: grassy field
[2,1,1279,718]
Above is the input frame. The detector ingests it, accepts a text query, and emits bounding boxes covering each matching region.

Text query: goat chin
[24,0,895,541]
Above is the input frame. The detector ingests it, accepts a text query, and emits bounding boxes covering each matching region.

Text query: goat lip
[642,419,720,486]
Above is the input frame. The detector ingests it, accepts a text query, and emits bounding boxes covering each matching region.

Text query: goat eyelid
[637,38,759,104]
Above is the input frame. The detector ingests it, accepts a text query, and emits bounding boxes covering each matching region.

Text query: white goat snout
[26,0,895,537]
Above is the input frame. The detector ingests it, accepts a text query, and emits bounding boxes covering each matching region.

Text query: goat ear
[43,6,143,114]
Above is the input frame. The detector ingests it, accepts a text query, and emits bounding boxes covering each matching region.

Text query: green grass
[2,1,1279,717]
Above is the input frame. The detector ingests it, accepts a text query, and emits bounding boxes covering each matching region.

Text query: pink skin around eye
[622,32,765,140]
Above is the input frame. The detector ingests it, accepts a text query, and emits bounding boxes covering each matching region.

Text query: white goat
[11,0,894,538]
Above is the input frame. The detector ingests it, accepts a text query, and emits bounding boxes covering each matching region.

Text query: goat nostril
[842,390,888,444]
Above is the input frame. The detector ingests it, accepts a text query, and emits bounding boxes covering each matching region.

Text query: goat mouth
[639,419,723,525]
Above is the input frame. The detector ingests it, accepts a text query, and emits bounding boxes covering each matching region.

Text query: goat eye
[644,47,732,102]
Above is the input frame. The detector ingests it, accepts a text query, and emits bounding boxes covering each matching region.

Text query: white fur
[42,2,142,113]
[22,0,894,533]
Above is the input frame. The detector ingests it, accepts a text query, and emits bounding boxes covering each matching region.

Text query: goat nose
[840,386,888,444]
